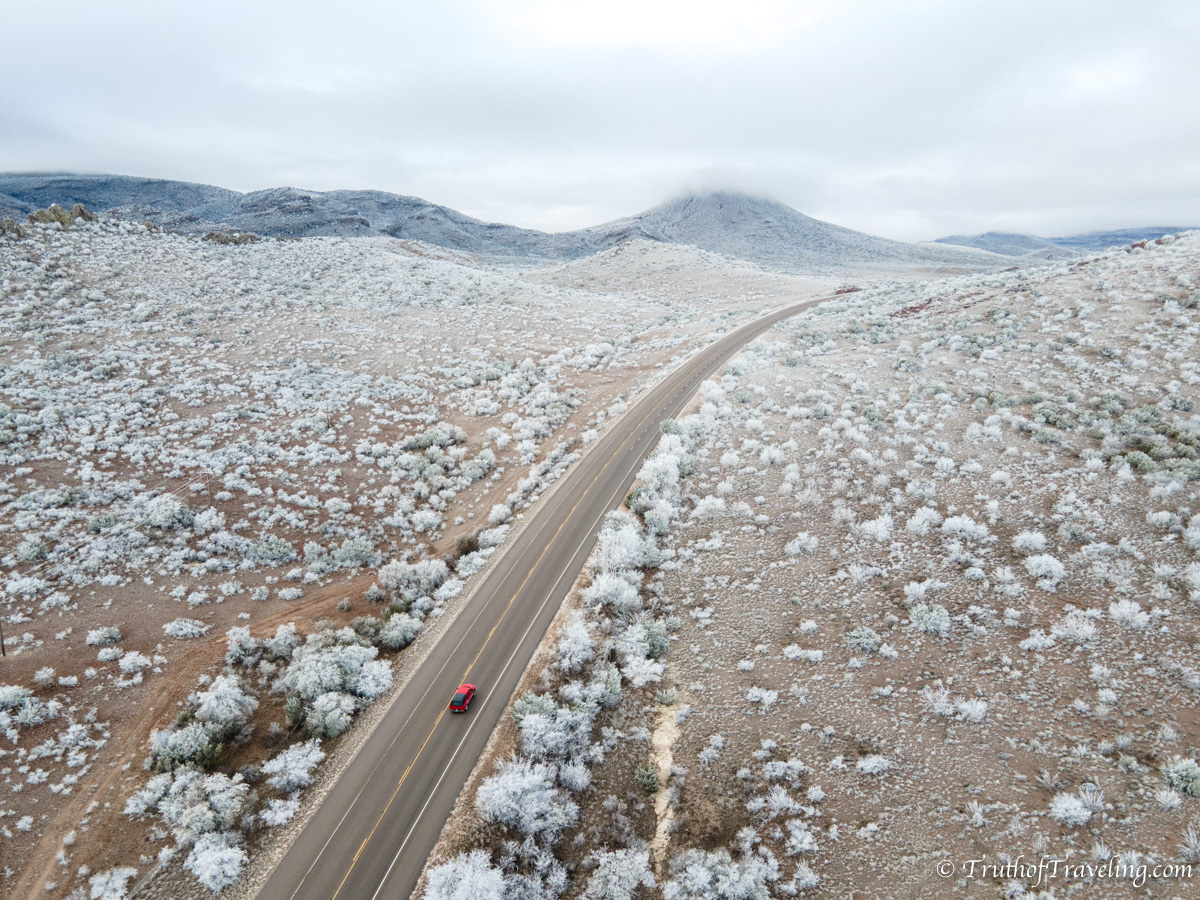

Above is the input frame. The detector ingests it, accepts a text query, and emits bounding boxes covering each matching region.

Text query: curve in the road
[253,292,833,900]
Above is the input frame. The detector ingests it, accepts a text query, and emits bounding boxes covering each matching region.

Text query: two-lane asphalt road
[254,293,832,900]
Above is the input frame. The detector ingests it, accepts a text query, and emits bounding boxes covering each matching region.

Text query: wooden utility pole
[1,615,6,657]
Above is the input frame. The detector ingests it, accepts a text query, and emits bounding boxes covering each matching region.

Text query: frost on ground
[0,217,836,898]
[423,233,1200,899]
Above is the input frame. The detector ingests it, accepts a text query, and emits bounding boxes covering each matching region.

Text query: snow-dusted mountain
[1,173,999,271]
[935,225,1196,257]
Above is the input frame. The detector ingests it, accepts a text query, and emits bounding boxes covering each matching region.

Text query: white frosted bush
[185,831,246,891]
[582,848,656,900]
[583,572,642,616]
[784,533,817,556]
[87,867,139,900]
[1019,629,1056,652]
[1108,599,1149,630]
[119,651,152,674]
[424,850,505,900]
[941,515,989,542]
[1162,756,1200,796]
[662,847,777,900]
[260,797,299,826]
[844,626,881,653]
[263,739,325,792]
[193,675,258,733]
[86,626,121,647]
[555,613,595,673]
[856,755,891,775]
[691,495,727,519]
[164,618,211,640]
[1012,531,1047,554]
[145,495,194,530]
[1024,554,1066,590]
[306,691,356,738]
[784,818,818,854]
[377,613,421,650]
[475,755,579,842]
[853,513,893,543]
[352,659,393,698]
[905,506,942,535]
[1049,792,1092,827]
[910,603,950,637]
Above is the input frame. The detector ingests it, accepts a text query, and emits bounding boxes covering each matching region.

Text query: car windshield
[452,692,467,705]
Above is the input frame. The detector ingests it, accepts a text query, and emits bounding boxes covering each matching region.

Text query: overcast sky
[1,0,1197,240]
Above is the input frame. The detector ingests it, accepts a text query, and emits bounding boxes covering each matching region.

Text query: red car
[448,683,476,712]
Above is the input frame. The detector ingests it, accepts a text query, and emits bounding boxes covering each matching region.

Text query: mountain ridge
[0,172,1001,272]
[935,226,1196,257]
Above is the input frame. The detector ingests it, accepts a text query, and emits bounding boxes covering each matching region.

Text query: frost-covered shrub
[853,513,893,543]
[856,755,891,775]
[164,618,211,640]
[306,691,356,738]
[87,867,139,900]
[119,651,152,674]
[745,687,779,710]
[1049,793,1092,827]
[1108,599,1149,630]
[378,559,449,600]
[186,831,247,891]
[598,515,657,571]
[784,533,817,556]
[662,847,778,900]
[33,666,56,688]
[130,766,249,847]
[263,623,299,661]
[275,627,379,701]
[0,684,34,709]
[555,613,595,673]
[145,495,194,530]
[424,850,506,900]
[149,722,220,770]
[1019,629,1056,652]
[192,675,258,737]
[475,755,579,843]
[377,612,421,650]
[910,603,950,637]
[584,572,643,617]
[784,818,818,854]
[844,626,881,653]
[582,848,655,900]
[1012,531,1048,554]
[905,506,942,535]
[941,515,989,542]
[224,627,260,667]
[353,660,393,698]
[86,626,121,647]
[248,535,298,566]
[1024,554,1066,590]
[1162,756,1200,796]
[260,798,300,827]
[262,739,325,793]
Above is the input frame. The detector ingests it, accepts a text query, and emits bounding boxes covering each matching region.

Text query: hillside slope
[0,173,1000,272]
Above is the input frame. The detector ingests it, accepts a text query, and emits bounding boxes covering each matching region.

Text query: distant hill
[1,173,1004,272]
[935,226,1195,257]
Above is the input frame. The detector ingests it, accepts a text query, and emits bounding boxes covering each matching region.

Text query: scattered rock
[1,217,25,239]
[27,203,94,227]
[203,231,261,245]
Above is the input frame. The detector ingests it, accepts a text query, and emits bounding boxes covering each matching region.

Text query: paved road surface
[254,293,832,900]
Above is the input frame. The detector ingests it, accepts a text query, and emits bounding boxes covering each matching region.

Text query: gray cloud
[2,0,1196,239]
